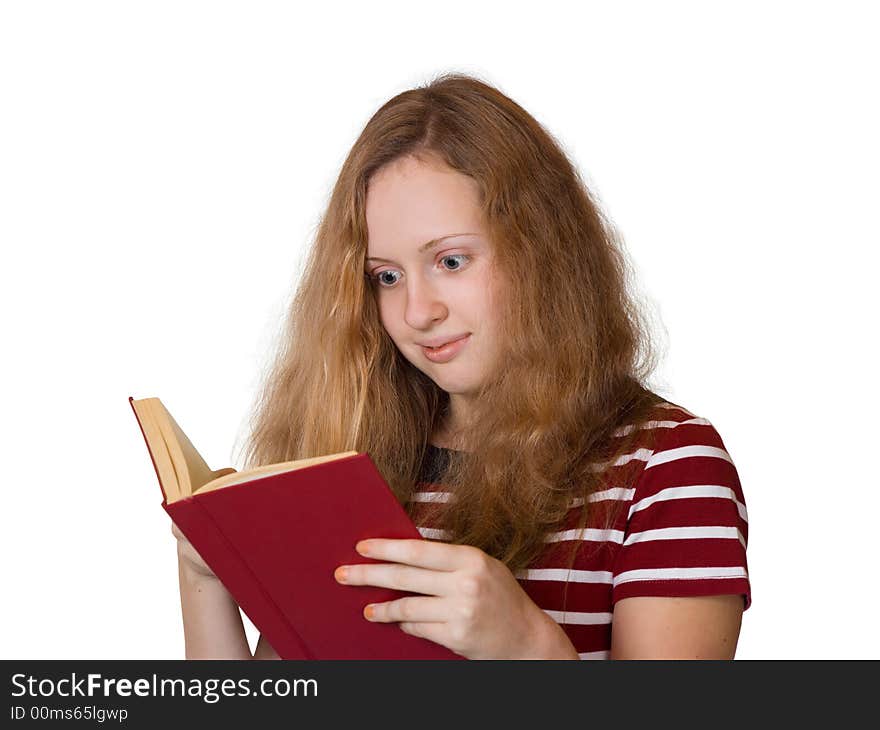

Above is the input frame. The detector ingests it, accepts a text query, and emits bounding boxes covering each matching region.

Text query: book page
[195,451,359,494]
[155,400,216,495]
[130,397,181,503]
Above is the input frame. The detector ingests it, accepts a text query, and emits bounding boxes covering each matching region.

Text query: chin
[435,379,481,397]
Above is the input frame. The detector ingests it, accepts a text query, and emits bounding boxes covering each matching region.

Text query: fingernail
[356,541,371,555]
[334,566,348,583]
[364,604,374,620]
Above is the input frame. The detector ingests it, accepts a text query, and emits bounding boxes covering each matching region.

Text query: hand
[170,467,234,580]
[171,521,217,580]
[334,539,577,660]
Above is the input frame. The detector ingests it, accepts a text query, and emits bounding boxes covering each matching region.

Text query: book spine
[165,499,315,659]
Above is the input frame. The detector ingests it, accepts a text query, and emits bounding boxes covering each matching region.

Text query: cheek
[377,297,403,343]
[465,283,495,323]
[378,295,393,321]
[479,285,502,346]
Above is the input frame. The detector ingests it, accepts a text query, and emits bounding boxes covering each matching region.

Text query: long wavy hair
[238,71,668,574]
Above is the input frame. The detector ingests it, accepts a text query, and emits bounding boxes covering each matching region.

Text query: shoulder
[645,399,732,450]
[602,399,740,499]
[633,400,743,503]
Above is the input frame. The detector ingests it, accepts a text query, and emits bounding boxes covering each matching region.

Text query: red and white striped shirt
[408,401,751,659]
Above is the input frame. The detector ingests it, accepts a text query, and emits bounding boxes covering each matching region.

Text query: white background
[2,1,876,660]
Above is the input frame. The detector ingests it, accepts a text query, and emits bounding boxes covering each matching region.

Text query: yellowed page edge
[161,403,217,493]
[194,451,360,494]
[148,399,194,498]
[132,398,181,504]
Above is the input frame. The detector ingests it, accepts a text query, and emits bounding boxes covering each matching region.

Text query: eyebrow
[365,233,477,263]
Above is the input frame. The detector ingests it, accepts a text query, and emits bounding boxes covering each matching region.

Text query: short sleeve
[611,417,751,610]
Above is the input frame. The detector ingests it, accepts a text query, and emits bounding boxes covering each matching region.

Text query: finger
[365,596,451,624]
[398,621,459,653]
[336,562,455,597]
[355,538,479,571]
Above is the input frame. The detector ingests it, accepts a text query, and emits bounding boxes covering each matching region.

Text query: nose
[404,273,447,330]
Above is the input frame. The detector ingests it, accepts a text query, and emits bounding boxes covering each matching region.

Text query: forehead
[365,156,485,250]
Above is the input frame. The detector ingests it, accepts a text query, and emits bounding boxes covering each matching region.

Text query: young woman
[173,72,751,660]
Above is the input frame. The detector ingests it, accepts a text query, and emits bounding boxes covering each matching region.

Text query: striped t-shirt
[408,401,751,660]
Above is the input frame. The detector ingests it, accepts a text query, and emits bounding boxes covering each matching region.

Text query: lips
[417,333,470,349]
[420,333,471,364]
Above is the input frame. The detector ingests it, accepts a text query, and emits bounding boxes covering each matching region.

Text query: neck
[432,395,473,450]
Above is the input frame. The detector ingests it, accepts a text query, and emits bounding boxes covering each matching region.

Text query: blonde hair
[239,71,666,574]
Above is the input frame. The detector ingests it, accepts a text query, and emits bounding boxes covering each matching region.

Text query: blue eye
[370,254,471,289]
[440,254,470,271]
[374,270,401,287]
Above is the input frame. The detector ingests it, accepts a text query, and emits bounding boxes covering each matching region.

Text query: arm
[253,632,282,660]
[609,416,749,660]
[610,594,743,659]
[172,520,253,659]
[177,557,253,659]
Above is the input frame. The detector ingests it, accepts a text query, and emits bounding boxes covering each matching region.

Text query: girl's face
[365,154,504,418]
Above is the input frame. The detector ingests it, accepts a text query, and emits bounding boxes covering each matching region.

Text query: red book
[129,396,463,660]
